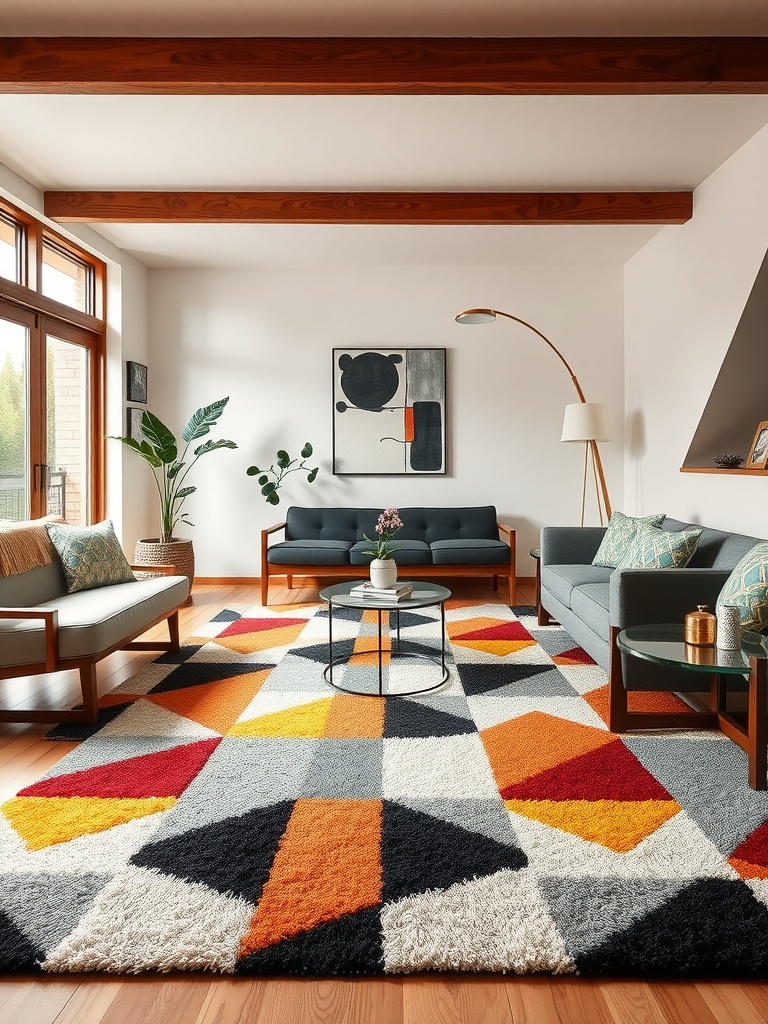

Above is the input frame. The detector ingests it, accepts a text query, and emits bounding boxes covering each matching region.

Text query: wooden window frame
[0,196,106,523]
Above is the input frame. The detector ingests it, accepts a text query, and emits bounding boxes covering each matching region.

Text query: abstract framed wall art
[333,348,446,474]
[126,361,148,404]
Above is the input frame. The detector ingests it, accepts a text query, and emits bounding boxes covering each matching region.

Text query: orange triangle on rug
[505,797,681,852]
[145,670,272,732]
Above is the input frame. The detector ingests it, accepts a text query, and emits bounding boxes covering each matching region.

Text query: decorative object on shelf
[685,604,717,646]
[126,361,148,404]
[363,507,403,588]
[110,397,237,586]
[126,406,144,442]
[333,348,446,475]
[712,453,745,468]
[455,308,611,524]
[716,603,742,650]
[246,443,318,506]
[560,402,611,526]
[745,420,768,470]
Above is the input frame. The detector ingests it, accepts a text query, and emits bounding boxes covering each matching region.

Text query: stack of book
[350,581,413,601]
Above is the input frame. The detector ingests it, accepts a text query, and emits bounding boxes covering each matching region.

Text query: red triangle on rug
[730,820,768,869]
[19,738,221,799]
[500,737,673,802]
[553,646,596,665]
[453,621,534,642]
[218,617,308,637]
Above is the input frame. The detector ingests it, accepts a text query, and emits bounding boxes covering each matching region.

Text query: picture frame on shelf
[126,361,148,404]
[126,406,144,442]
[745,419,768,470]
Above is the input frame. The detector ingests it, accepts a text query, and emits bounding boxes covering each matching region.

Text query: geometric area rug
[3,601,768,977]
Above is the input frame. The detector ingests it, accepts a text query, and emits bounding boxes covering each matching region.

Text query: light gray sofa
[538,517,763,731]
[262,505,516,605]
[0,551,190,724]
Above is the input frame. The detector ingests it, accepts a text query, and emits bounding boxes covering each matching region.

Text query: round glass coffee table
[617,623,768,789]
[319,581,451,696]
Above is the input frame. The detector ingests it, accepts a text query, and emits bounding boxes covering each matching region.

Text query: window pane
[42,241,90,312]
[0,319,29,521]
[47,335,89,525]
[0,215,19,284]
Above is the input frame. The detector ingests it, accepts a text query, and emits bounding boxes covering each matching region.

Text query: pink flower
[364,507,404,560]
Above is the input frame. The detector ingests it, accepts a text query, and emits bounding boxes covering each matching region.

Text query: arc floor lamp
[455,308,612,525]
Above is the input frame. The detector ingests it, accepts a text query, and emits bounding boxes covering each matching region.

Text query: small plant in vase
[363,507,404,588]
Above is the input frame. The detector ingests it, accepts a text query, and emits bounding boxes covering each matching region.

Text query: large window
[0,199,105,524]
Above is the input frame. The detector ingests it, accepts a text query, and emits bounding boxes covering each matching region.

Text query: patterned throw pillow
[591,512,667,568]
[716,542,768,633]
[45,519,136,594]
[614,524,702,569]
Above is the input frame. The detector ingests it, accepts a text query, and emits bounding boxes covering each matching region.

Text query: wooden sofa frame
[0,565,183,725]
[261,521,516,606]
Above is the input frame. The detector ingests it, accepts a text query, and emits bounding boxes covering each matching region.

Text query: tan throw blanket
[0,516,66,578]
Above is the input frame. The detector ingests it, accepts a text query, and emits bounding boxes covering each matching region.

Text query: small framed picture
[126,406,144,442]
[126,361,148,404]
[746,419,768,470]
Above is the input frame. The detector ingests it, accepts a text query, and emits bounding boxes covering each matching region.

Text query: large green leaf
[109,435,163,468]
[246,465,260,476]
[140,412,178,464]
[173,486,196,502]
[301,442,313,458]
[307,467,318,483]
[167,460,185,479]
[266,491,280,505]
[276,449,291,469]
[182,397,230,442]
[193,438,238,457]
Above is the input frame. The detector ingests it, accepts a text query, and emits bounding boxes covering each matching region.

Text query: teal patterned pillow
[592,512,667,568]
[45,519,135,594]
[615,524,702,569]
[716,542,768,633]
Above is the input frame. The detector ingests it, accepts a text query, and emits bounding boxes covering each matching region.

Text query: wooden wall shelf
[680,467,768,476]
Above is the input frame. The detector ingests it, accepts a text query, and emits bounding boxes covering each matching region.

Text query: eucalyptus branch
[246,442,319,506]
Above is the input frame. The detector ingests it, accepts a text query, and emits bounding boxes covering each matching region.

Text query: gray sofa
[538,516,763,731]
[0,550,190,724]
[262,505,516,605]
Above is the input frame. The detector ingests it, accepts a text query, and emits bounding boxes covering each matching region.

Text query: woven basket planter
[134,538,195,588]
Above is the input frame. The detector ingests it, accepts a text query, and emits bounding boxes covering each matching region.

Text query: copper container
[685,604,716,646]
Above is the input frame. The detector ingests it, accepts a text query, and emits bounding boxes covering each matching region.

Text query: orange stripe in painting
[404,407,414,442]
[239,798,382,954]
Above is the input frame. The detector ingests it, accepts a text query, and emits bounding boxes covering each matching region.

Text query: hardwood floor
[2,578,767,1024]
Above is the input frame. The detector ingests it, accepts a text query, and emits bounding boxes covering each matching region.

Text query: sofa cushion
[430,539,510,565]
[592,511,666,568]
[45,519,135,593]
[542,564,614,610]
[716,541,768,633]
[0,562,66,608]
[615,524,702,569]
[349,540,432,566]
[570,583,611,642]
[0,575,189,668]
[267,540,353,566]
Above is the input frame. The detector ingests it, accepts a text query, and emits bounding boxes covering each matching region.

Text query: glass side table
[617,623,768,789]
[319,581,451,697]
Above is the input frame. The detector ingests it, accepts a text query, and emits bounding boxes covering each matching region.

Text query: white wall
[148,264,624,577]
[624,123,768,537]
[0,163,153,549]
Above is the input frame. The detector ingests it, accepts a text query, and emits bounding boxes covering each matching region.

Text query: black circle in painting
[338,354,353,371]
[339,352,400,410]
[336,401,348,413]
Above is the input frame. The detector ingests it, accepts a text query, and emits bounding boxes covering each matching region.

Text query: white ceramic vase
[369,558,397,589]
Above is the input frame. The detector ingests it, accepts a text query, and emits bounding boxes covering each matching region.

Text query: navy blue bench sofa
[261,505,516,606]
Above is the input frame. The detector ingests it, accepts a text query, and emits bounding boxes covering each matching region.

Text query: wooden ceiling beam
[43,191,692,225]
[3,37,768,95]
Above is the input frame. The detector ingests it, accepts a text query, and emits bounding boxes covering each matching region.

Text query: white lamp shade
[561,402,611,442]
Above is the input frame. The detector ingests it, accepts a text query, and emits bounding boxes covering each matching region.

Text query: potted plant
[362,507,404,588]
[111,397,237,584]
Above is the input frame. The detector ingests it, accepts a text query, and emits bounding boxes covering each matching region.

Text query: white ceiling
[2,3,768,269]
